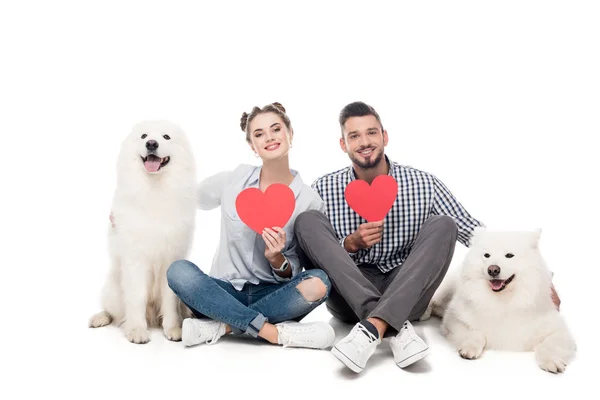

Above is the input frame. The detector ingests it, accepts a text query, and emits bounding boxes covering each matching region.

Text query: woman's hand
[262,227,286,263]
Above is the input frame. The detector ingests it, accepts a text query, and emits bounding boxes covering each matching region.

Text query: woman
[167,102,335,349]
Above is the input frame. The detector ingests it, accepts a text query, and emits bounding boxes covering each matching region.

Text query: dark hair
[240,102,292,142]
[338,101,384,137]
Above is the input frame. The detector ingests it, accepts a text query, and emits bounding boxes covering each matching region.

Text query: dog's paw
[126,327,150,344]
[458,339,484,360]
[89,311,112,328]
[164,326,182,342]
[536,348,567,373]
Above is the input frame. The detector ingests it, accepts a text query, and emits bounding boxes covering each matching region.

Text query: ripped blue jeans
[167,260,331,337]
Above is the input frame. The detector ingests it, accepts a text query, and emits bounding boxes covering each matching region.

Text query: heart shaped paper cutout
[235,183,296,234]
[344,175,398,222]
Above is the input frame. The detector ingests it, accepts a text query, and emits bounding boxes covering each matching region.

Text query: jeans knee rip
[296,277,327,303]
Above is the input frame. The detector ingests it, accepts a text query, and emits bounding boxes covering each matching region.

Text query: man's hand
[344,221,384,253]
[551,283,561,311]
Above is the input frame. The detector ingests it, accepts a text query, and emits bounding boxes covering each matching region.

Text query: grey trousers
[294,210,458,335]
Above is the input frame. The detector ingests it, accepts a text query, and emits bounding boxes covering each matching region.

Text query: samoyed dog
[421,227,576,373]
[89,120,196,344]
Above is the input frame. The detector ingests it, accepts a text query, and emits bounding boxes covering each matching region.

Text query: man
[293,101,484,373]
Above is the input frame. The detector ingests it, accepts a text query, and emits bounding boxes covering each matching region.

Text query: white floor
[23,289,590,400]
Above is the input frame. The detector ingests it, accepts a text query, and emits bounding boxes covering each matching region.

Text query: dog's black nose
[146,140,159,151]
[488,265,501,277]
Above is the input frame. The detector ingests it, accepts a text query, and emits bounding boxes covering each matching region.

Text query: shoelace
[202,323,224,345]
[354,324,378,349]
[396,322,416,350]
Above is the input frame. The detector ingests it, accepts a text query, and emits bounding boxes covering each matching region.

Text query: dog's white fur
[89,120,196,343]
[421,227,576,373]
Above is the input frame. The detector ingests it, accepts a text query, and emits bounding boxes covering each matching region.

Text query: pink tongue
[144,159,161,172]
[490,280,504,290]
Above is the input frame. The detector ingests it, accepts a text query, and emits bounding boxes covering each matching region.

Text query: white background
[1,1,598,399]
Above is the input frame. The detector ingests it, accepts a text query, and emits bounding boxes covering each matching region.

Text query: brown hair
[339,101,384,138]
[240,102,292,142]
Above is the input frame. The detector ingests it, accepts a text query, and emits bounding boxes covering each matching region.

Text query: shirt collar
[248,165,304,198]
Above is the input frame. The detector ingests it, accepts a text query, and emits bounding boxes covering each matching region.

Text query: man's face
[340,115,388,169]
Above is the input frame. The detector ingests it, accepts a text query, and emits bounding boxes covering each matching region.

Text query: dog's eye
[163,134,171,140]
[484,253,490,258]
[141,134,147,139]
[505,253,514,258]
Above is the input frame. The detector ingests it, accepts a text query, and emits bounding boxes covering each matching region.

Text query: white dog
[89,120,196,344]
[421,227,576,373]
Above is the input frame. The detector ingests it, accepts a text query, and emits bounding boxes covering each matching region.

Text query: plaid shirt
[311,156,484,273]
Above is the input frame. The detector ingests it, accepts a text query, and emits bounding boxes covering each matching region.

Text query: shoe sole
[331,345,364,373]
[396,346,430,368]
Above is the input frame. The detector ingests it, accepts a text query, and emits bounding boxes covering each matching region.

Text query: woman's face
[248,112,293,161]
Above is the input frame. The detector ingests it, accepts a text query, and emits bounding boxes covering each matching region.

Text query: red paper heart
[235,184,296,234]
[344,175,398,222]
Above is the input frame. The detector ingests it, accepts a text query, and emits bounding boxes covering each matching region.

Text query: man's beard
[350,147,384,169]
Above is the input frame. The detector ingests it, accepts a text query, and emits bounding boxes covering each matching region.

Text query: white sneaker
[276,321,335,349]
[181,318,227,347]
[390,320,430,368]
[331,322,381,373]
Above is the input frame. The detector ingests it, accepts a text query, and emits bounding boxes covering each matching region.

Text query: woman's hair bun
[240,112,250,132]
[271,102,286,113]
